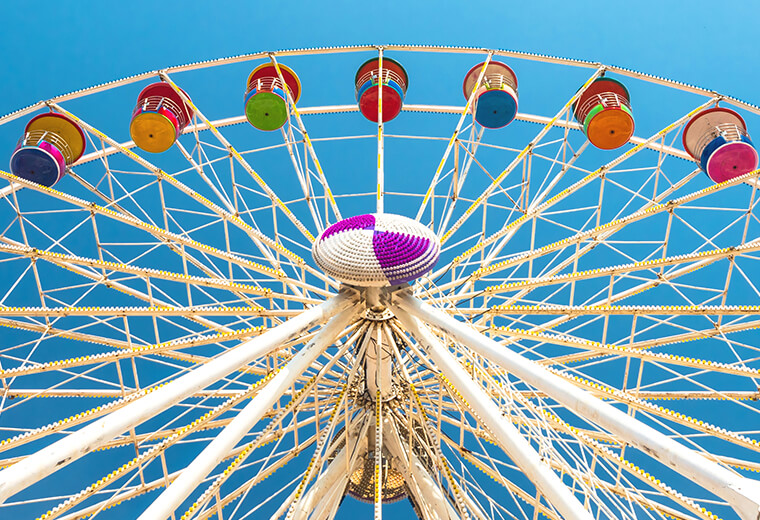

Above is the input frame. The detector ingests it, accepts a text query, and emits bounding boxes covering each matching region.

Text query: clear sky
[2,1,759,116]
[2,2,760,519]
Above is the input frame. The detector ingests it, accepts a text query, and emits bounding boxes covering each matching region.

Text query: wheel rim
[0,45,759,520]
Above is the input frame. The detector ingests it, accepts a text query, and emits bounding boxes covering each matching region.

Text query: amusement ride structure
[0,45,760,520]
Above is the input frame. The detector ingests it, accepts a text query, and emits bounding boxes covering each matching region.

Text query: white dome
[312,213,440,287]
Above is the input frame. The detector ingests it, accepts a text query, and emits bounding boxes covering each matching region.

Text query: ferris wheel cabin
[129,82,194,154]
[682,107,758,183]
[244,63,301,131]
[463,60,518,129]
[10,113,86,187]
[355,57,408,123]
[572,77,634,150]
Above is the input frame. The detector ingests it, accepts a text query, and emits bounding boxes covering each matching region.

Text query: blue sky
[2,2,760,519]
[2,1,759,116]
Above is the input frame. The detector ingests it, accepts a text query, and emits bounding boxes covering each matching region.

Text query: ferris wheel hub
[312,213,440,287]
[364,307,394,321]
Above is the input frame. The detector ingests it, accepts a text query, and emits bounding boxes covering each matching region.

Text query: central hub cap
[312,213,440,287]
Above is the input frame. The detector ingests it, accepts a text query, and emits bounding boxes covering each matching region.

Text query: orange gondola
[130,82,194,153]
[573,77,634,150]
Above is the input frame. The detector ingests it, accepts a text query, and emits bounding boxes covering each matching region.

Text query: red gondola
[355,58,408,123]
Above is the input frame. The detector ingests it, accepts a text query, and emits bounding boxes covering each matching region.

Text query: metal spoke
[2,45,760,520]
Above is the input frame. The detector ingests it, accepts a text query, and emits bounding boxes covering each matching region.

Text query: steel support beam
[394,291,760,520]
[0,290,357,503]
[292,434,361,520]
[391,306,593,520]
[137,304,360,520]
[383,417,459,520]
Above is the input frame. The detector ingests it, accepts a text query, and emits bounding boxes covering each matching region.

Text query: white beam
[137,304,360,520]
[390,308,593,520]
[377,47,385,214]
[383,417,458,520]
[309,481,346,520]
[293,434,361,520]
[394,291,760,520]
[0,290,357,504]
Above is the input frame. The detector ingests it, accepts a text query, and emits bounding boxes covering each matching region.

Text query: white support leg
[137,305,361,520]
[376,47,385,214]
[270,487,301,520]
[292,427,363,520]
[0,290,357,504]
[282,412,370,520]
[394,291,760,520]
[295,466,346,520]
[308,482,346,520]
[383,417,458,520]
[459,490,489,520]
[390,308,593,520]
[373,396,383,520]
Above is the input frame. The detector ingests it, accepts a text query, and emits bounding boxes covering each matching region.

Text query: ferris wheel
[0,44,760,520]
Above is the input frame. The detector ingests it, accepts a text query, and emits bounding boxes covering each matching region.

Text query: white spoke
[1,45,759,520]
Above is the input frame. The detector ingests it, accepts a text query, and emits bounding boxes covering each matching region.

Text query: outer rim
[4,44,760,128]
